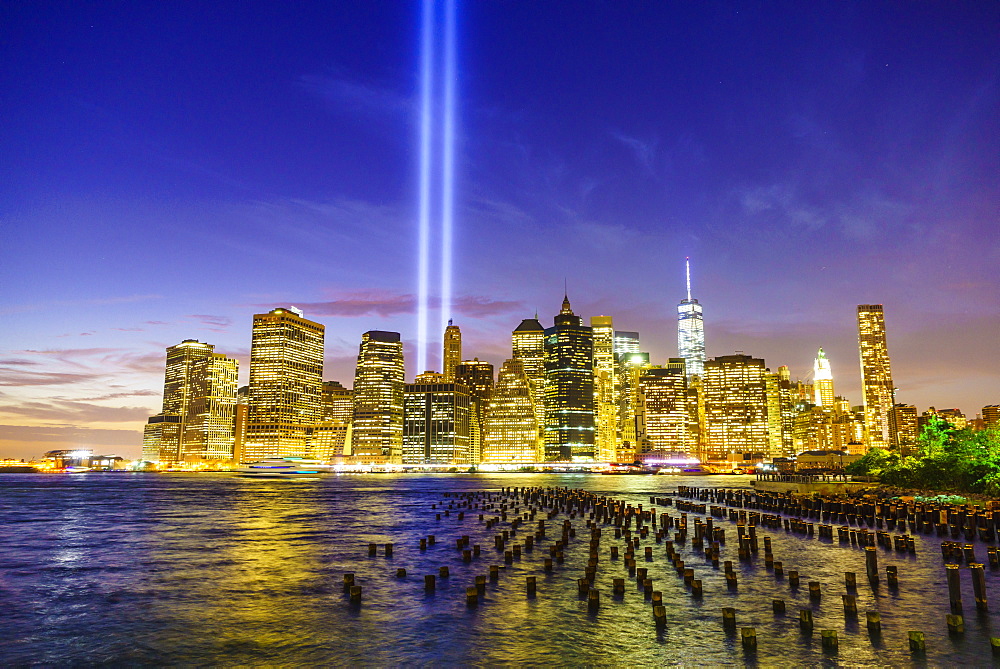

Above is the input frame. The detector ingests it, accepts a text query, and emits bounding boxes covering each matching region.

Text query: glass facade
[543,297,595,461]
[482,359,538,464]
[351,330,405,463]
[857,305,895,450]
[245,309,325,461]
[402,382,470,464]
[703,354,768,460]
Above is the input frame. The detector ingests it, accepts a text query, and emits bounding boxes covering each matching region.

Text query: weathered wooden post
[946,563,963,612]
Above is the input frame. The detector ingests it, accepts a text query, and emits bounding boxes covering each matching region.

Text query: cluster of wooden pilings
[346,484,999,659]
[675,485,999,654]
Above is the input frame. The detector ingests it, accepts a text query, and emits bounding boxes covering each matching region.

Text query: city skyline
[2,2,998,459]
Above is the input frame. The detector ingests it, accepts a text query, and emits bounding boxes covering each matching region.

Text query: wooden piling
[466,586,478,606]
[722,607,737,631]
[947,614,964,635]
[908,631,925,653]
[588,588,600,610]
[946,563,963,612]
[349,585,362,603]
[842,594,857,615]
[799,609,813,632]
[396,568,406,578]
[821,629,838,652]
[809,581,821,600]
[886,565,898,588]
[971,563,988,611]
[368,543,377,557]
[741,627,757,651]
[653,605,667,627]
[526,576,536,597]
[773,599,785,614]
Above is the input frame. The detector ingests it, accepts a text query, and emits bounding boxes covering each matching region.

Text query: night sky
[2,2,997,459]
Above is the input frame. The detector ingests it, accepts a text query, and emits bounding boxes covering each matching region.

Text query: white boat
[235,457,334,478]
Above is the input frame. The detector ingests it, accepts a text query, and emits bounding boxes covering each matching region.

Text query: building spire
[685,257,692,302]
[560,293,573,315]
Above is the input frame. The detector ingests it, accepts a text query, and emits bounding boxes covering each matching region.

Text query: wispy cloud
[0,294,162,316]
[189,314,232,331]
[0,424,141,446]
[298,73,412,118]
[0,369,103,387]
[0,398,153,423]
[611,130,659,173]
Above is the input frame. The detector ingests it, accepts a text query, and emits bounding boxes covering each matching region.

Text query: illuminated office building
[813,348,835,407]
[677,258,705,379]
[702,354,768,461]
[143,339,239,463]
[308,381,353,460]
[232,386,248,464]
[351,330,405,463]
[636,365,689,455]
[402,381,470,464]
[245,308,324,461]
[482,358,538,464]
[616,351,651,462]
[512,316,546,453]
[443,320,462,381]
[892,403,919,456]
[984,406,1000,428]
[857,305,896,450]
[591,316,618,462]
[543,295,595,461]
[765,366,795,458]
[455,359,494,464]
[613,331,640,357]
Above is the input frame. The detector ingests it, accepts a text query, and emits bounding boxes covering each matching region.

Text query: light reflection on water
[0,472,996,665]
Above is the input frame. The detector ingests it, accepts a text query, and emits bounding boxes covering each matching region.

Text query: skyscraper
[442,320,462,380]
[702,354,769,461]
[765,366,794,458]
[455,358,494,464]
[245,308,324,461]
[813,348,835,407]
[677,258,706,379]
[616,351,651,462]
[482,359,538,464]
[351,330,405,463]
[544,295,595,461]
[636,366,689,455]
[891,403,919,456]
[143,339,239,464]
[857,305,896,450]
[308,381,353,461]
[591,316,618,462]
[512,316,546,458]
[402,380,471,464]
[613,331,640,357]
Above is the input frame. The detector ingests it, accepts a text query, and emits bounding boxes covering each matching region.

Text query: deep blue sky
[2,1,997,458]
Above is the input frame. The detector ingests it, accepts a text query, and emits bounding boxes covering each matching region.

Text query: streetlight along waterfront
[2,472,999,665]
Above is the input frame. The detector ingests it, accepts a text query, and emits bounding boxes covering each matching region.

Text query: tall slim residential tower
[442,320,462,381]
[857,305,896,450]
[512,316,546,458]
[351,331,405,463]
[482,359,538,464]
[813,348,835,407]
[544,295,595,461]
[591,316,618,462]
[245,308,324,461]
[143,340,239,463]
[677,258,705,378]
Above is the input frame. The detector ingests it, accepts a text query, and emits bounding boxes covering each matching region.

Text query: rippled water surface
[1,473,998,666]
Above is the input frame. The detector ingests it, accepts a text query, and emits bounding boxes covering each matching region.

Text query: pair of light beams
[416,0,457,375]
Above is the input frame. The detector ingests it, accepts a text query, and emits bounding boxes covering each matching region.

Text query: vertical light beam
[439,0,457,336]
[416,0,435,375]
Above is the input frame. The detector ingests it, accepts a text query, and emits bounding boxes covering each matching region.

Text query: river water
[1,472,996,666]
